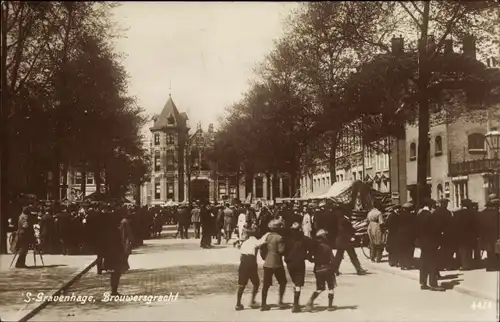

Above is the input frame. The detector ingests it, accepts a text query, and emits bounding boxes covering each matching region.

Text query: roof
[150,95,187,131]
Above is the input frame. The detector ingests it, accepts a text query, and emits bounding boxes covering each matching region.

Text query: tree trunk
[80,169,87,200]
[94,164,102,195]
[134,183,141,206]
[329,132,338,183]
[266,172,272,200]
[272,171,279,202]
[416,2,431,207]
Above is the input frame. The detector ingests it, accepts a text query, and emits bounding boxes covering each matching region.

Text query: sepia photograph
[0,1,499,321]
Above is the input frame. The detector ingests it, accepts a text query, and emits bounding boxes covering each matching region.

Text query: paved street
[0,253,96,321]
[29,226,498,322]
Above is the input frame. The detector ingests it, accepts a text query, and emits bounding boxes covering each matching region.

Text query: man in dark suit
[454,199,479,270]
[200,204,213,248]
[14,206,35,268]
[478,195,500,271]
[434,199,456,270]
[332,207,367,276]
[416,199,445,291]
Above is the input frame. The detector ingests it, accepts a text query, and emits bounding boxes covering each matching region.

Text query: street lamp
[484,130,500,224]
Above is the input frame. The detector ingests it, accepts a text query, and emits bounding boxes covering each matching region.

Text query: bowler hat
[316,229,327,237]
[402,202,413,209]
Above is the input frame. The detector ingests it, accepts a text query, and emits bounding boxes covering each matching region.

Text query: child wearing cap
[305,229,337,312]
[235,228,270,311]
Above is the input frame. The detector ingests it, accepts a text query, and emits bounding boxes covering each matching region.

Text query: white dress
[237,213,246,240]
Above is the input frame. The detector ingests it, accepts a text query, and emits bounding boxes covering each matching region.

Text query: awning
[313,180,354,199]
[301,185,331,200]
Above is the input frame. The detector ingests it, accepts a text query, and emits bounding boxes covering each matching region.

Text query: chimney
[463,35,476,59]
[391,36,404,55]
[444,39,453,55]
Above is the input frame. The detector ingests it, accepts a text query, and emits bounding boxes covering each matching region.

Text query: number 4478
[471,301,493,310]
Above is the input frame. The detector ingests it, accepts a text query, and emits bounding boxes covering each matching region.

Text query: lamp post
[484,130,500,225]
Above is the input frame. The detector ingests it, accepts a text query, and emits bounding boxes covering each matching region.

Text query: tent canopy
[312,180,354,199]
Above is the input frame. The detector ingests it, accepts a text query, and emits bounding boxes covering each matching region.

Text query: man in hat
[13,206,36,268]
[434,198,457,270]
[478,194,500,271]
[398,202,417,270]
[416,199,445,291]
[332,207,367,275]
[259,219,287,311]
[454,199,479,270]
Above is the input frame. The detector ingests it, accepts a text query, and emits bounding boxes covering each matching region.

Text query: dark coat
[477,207,498,248]
[416,208,442,249]
[12,213,35,252]
[385,211,400,251]
[434,207,455,245]
[310,235,336,273]
[103,213,130,273]
[284,230,312,265]
[453,208,479,247]
[335,214,355,249]
[397,209,416,245]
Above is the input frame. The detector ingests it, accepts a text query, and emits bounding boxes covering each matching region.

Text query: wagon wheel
[360,234,371,260]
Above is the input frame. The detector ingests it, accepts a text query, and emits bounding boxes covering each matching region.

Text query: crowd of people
[8,193,499,305]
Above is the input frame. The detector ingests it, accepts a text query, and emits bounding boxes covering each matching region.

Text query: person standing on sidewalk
[434,199,457,270]
[234,228,270,311]
[191,204,201,239]
[478,195,500,271]
[302,206,313,238]
[453,199,479,270]
[222,203,234,243]
[259,219,287,311]
[385,205,401,267]
[13,206,36,268]
[367,203,385,263]
[304,229,337,312]
[284,222,313,313]
[416,199,445,291]
[398,202,416,270]
[200,204,213,248]
[333,207,368,276]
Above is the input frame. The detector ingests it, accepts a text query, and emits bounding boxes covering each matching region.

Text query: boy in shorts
[305,229,337,312]
[235,228,270,310]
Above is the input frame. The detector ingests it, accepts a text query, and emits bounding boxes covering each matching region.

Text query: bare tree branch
[399,1,423,32]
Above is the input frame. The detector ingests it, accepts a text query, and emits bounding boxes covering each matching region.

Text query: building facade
[143,94,294,206]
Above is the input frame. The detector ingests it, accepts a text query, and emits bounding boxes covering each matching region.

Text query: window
[322,178,326,187]
[229,186,237,198]
[166,181,174,199]
[353,172,357,181]
[340,174,344,181]
[444,182,450,199]
[358,171,363,180]
[166,151,174,171]
[74,174,82,185]
[435,136,443,156]
[167,134,174,144]
[365,147,374,168]
[155,182,161,200]
[314,179,317,189]
[409,142,417,161]
[219,182,227,199]
[86,174,94,185]
[154,151,161,171]
[167,115,175,125]
[154,133,160,145]
[454,181,469,208]
[468,133,485,153]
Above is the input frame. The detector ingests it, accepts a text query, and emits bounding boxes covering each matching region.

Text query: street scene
[1,1,500,322]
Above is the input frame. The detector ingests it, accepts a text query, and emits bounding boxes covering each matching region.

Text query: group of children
[235,218,337,313]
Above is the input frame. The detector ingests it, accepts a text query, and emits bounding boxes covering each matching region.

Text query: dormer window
[154,133,160,145]
[167,134,174,144]
[167,115,175,125]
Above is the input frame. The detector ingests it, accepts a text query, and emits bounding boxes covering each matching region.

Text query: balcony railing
[449,158,500,176]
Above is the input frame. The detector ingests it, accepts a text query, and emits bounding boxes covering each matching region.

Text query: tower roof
[150,95,187,131]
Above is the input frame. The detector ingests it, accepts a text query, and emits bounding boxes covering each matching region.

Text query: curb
[16,258,98,322]
[360,258,497,302]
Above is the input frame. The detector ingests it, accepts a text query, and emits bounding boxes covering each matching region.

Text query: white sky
[111,2,298,133]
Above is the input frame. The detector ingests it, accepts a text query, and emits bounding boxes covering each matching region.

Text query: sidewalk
[354,248,498,302]
[0,253,96,322]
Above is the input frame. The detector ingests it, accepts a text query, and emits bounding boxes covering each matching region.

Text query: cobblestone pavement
[31,232,498,322]
[0,253,95,321]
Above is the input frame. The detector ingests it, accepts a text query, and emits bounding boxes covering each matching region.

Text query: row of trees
[212,1,500,203]
[1,2,150,251]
